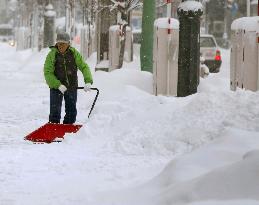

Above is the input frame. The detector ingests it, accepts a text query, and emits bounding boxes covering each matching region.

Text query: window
[0,28,12,36]
[200,37,216,47]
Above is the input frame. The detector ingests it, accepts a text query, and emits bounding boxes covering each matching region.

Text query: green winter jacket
[44,46,93,89]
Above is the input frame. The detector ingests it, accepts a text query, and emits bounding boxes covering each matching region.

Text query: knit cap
[56,32,70,43]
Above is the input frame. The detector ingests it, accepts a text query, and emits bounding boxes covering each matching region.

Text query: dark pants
[49,89,77,124]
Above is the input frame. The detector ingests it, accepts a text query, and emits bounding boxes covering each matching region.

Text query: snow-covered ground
[0,42,259,205]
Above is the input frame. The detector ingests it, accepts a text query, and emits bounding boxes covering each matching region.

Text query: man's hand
[58,84,67,94]
[84,83,91,92]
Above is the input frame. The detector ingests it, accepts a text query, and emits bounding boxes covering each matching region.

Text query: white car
[200,34,222,73]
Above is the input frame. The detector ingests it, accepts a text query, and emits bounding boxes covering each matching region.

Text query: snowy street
[0,42,259,204]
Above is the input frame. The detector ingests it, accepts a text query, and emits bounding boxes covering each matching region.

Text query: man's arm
[72,48,93,84]
[44,50,61,89]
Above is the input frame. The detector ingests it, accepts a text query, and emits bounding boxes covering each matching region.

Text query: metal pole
[205,2,208,33]
[77,87,100,118]
[72,0,76,39]
[65,0,70,33]
[247,0,250,16]
[223,0,228,39]
[140,0,155,72]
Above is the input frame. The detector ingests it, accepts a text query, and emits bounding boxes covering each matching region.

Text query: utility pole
[247,0,250,16]
[71,0,76,39]
[205,1,208,33]
[177,0,203,97]
[43,3,56,48]
[65,0,70,33]
[140,0,155,73]
[96,0,116,70]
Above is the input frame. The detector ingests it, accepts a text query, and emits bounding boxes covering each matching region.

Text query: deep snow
[0,42,259,205]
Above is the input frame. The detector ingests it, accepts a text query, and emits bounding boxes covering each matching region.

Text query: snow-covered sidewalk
[0,43,259,205]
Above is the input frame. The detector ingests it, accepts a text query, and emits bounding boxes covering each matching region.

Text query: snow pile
[154,149,259,205]
[231,16,259,31]
[109,25,131,32]
[0,42,259,205]
[178,0,203,12]
[95,132,259,205]
[154,18,179,29]
[44,4,56,17]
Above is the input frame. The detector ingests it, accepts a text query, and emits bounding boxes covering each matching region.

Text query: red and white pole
[165,0,172,34]
[165,0,172,96]
[166,0,172,17]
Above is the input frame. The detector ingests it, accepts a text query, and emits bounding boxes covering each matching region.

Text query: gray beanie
[56,32,70,43]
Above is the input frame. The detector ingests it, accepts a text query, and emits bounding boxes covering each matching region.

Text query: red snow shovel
[25,87,99,143]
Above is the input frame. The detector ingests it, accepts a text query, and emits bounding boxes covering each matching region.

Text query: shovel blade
[25,123,82,143]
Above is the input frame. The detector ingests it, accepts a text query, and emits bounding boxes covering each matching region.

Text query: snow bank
[109,25,131,31]
[231,16,259,31]
[178,0,203,12]
[152,149,259,205]
[154,18,179,30]
[189,200,259,205]
[93,130,259,205]
[44,4,56,17]
[1,43,259,205]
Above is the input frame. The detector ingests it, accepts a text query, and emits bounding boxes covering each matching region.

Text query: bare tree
[15,0,38,50]
[96,0,116,68]
[109,0,142,68]
[79,0,97,57]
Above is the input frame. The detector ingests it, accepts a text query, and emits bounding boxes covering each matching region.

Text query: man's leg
[63,90,77,124]
[49,89,63,123]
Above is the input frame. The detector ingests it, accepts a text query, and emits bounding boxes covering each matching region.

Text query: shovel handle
[77,87,98,91]
[77,87,99,118]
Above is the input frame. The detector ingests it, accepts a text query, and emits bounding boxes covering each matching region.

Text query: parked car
[200,34,222,73]
[0,24,13,42]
